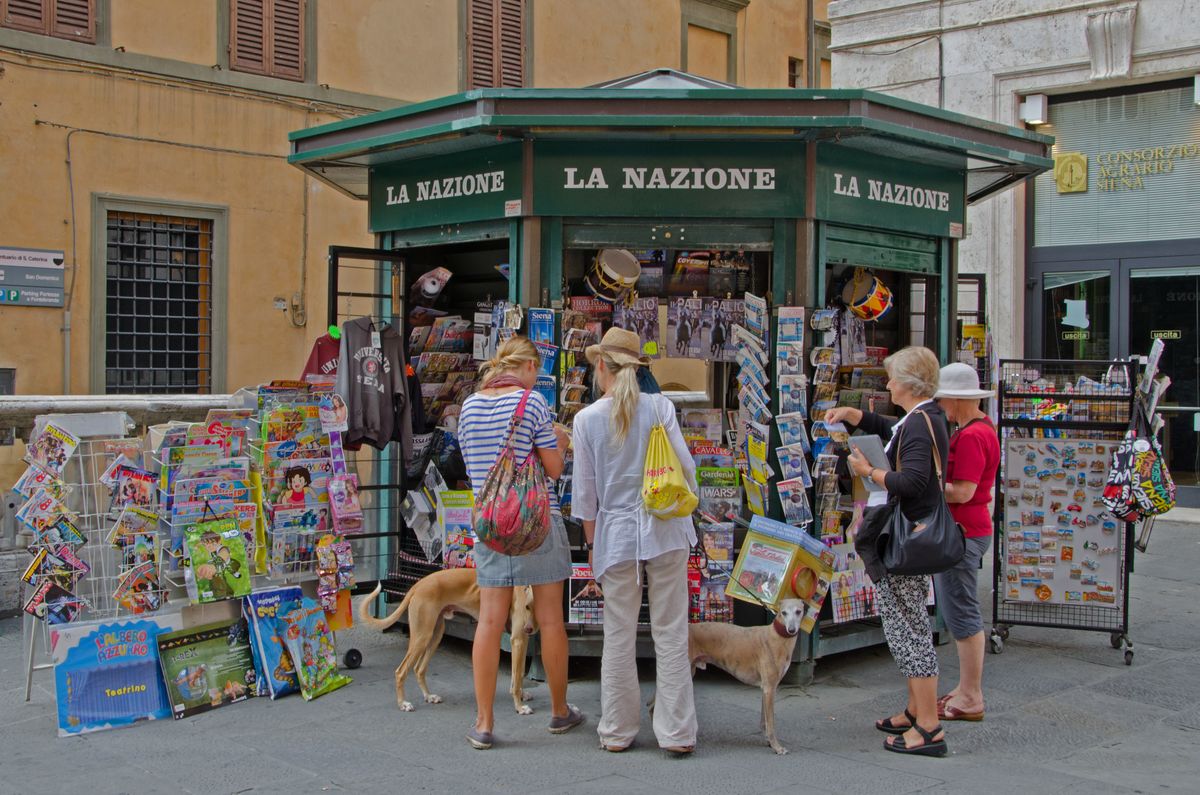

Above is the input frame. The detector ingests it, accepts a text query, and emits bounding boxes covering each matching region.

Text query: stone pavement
[1,519,1196,795]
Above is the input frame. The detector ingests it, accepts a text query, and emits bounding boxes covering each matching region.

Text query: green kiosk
[290,70,1052,680]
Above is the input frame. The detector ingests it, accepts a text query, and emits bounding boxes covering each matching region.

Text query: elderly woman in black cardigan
[826,346,950,758]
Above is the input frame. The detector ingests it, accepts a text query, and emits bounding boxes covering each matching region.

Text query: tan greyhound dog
[355,568,538,714]
[687,599,807,754]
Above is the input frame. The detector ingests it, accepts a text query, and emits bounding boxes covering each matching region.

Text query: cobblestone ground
[1,519,1195,794]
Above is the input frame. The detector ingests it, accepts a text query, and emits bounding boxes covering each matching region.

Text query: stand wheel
[1110,632,1124,649]
[988,634,1004,655]
[1124,650,1134,666]
[344,648,363,669]
[995,625,1010,641]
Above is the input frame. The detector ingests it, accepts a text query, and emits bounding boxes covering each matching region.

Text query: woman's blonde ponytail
[478,335,539,388]
[603,353,641,446]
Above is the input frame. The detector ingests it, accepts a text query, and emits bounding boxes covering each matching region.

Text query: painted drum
[584,248,641,303]
[842,269,894,321]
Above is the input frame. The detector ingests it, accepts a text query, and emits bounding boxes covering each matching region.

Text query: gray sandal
[548,704,585,734]
[466,727,494,749]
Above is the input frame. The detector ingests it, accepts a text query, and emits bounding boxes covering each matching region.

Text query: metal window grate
[104,211,213,394]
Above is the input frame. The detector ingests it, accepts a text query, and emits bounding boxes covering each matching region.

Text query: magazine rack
[990,358,1139,665]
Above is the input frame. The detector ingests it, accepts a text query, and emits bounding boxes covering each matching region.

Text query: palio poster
[51,615,182,737]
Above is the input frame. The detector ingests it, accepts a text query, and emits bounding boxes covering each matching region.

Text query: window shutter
[497,0,524,88]
[270,0,304,81]
[466,0,496,89]
[231,0,267,75]
[51,0,93,42]
[1,0,49,35]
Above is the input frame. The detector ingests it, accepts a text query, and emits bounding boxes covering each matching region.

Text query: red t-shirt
[947,417,1000,538]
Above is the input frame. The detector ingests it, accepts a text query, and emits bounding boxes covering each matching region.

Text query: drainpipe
[806,0,816,87]
[62,310,71,393]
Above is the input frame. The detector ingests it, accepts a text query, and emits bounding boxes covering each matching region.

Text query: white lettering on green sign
[384,170,506,205]
[833,173,951,212]
[561,166,776,191]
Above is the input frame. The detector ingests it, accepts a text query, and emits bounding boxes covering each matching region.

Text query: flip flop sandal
[939,702,984,722]
[876,708,916,735]
[884,724,948,758]
[937,693,954,707]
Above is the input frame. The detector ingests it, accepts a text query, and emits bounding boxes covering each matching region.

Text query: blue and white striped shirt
[458,389,561,513]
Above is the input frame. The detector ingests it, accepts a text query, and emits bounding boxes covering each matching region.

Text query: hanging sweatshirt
[301,333,341,379]
[334,317,412,456]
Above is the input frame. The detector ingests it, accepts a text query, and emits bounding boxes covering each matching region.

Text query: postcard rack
[990,358,1138,665]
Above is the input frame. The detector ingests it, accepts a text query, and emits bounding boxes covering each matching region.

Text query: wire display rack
[991,359,1138,664]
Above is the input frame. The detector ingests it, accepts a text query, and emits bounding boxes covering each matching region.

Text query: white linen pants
[596,548,697,749]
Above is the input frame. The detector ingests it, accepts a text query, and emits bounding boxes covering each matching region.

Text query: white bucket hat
[934,362,995,399]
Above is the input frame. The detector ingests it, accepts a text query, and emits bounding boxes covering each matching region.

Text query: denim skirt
[474,512,571,588]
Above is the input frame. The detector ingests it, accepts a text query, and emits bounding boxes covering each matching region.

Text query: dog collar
[772,619,795,638]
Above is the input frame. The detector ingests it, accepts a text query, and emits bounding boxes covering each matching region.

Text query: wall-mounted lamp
[1019,93,1048,125]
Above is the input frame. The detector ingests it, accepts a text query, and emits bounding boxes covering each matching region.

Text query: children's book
[25,423,80,476]
[157,619,257,719]
[279,597,352,701]
[185,517,252,603]
[243,586,303,700]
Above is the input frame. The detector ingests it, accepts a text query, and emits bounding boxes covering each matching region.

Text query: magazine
[23,579,84,624]
[777,444,812,486]
[697,467,742,523]
[680,409,724,444]
[776,341,805,377]
[568,564,604,624]
[668,252,711,296]
[13,461,71,501]
[777,477,813,526]
[268,507,321,578]
[612,296,661,358]
[691,444,734,468]
[706,297,744,362]
[666,296,705,358]
[779,375,808,416]
[157,619,257,719]
[243,586,303,699]
[847,434,889,493]
[776,412,810,451]
[112,559,166,614]
[25,423,80,476]
[439,490,476,569]
[185,517,252,603]
[743,292,769,346]
[776,306,805,345]
[727,530,796,608]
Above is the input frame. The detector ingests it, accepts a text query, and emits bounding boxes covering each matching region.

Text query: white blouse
[571,393,698,582]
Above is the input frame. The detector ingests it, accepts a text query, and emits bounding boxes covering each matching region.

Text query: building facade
[0,0,826,478]
[828,0,1200,500]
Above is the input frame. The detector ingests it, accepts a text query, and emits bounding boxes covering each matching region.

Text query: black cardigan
[850,401,950,581]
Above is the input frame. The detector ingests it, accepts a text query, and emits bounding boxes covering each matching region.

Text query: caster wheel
[996,625,1010,641]
[1110,632,1123,649]
[344,648,363,669]
[1124,650,1134,666]
[988,635,1004,655]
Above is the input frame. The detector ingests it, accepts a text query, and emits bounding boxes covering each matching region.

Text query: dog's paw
[771,744,789,755]
[398,701,415,712]
[516,703,534,715]
[424,693,443,704]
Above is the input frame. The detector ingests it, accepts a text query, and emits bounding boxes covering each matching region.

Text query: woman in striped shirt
[458,336,582,749]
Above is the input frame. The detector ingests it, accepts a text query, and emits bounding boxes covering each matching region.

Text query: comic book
[568,564,604,624]
[612,296,661,359]
[279,597,352,701]
[666,296,705,359]
[36,515,87,551]
[22,546,86,591]
[185,517,252,603]
[697,467,741,523]
[108,465,157,516]
[112,559,165,614]
[16,487,74,538]
[14,461,71,501]
[243,586,303,699]
[157,619,257,718]
[23,579,84,624]
[25,423,80,476]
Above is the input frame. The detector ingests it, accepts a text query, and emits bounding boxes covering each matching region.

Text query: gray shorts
[934,535,992,640]
[473,512,572,588]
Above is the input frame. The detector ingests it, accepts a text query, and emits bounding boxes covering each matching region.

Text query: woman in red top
[934,363,1000,722]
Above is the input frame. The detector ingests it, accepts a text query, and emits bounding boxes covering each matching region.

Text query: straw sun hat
[934,362,995,399]
[585,327,648,367]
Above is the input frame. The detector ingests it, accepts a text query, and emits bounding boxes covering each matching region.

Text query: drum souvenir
[841,268,893,321]
[584,248,641,304]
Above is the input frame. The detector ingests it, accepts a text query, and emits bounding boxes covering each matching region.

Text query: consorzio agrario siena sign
[815,145,966,238]
[532,141,806,218]
[368,144,522,232]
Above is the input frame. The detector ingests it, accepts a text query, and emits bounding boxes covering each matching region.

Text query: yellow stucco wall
[317,0,459,99]
[0,56,373,404]
[742,0,805,87]
[685,24,730,83]
[109,0,217,66]
[531,0,682,87]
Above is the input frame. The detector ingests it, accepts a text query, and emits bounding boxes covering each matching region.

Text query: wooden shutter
[497,0,524,88]
[51,0,93,41]
[270,0,304,81]
[466,0,496,89]
[1,0,48,35]
[231,0,267,75]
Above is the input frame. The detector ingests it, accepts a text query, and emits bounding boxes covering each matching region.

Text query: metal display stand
[990,359,1138,665]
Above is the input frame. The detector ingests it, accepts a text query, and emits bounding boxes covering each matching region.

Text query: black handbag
[876,411,966,576]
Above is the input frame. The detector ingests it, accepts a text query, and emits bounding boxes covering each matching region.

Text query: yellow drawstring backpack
[641,399,699,519]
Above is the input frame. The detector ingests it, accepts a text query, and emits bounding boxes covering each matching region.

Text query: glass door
[1127,266,1200,497]
[1041,270,1112,361]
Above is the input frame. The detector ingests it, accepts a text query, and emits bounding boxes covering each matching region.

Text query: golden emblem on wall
[1054,152,1088,194]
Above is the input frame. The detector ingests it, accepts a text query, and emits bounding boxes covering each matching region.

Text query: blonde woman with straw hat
[572,327,699,756]
[458,336,583,750]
